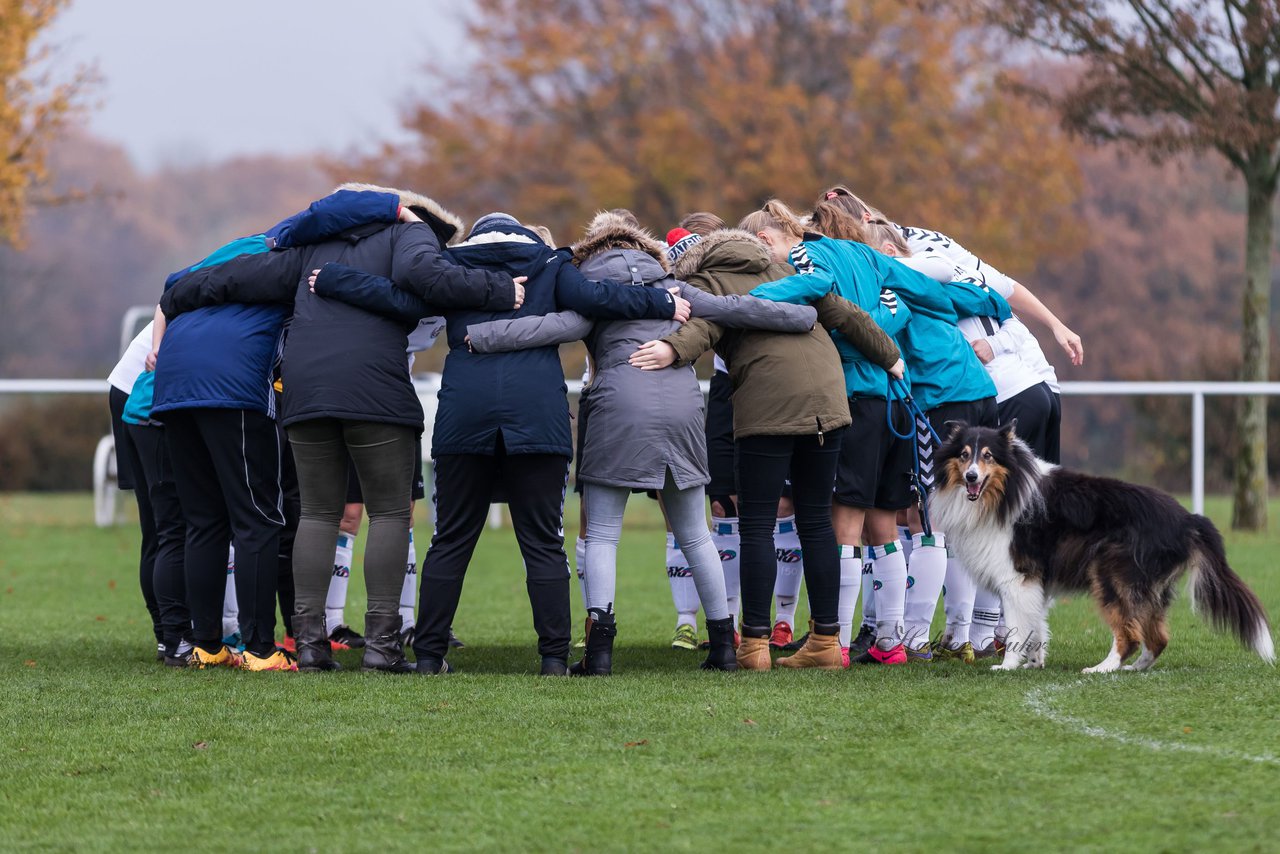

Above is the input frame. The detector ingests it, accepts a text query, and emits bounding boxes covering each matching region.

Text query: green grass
[1,492,1277,852]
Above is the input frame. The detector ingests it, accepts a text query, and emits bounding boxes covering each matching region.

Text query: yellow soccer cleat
[239,648,299,672]
[933,641,976,664]
[670,623,698,650]
[188,644,244,670]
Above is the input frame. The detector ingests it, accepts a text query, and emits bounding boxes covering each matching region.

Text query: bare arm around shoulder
[466,310,596,354]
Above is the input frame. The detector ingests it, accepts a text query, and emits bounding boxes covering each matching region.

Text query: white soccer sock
[860,556,877,630]
[773,515,803,627]
[712,517,740,625]
[868,541,906,649]
[666,532,698,631]
[399,529,417,634]
[837,544,861,647]
[574,536,589,613]
[222,544,239,639]
[972,585,1002,650]
[326,532,355,631]
[942,556,977,648]
[898,525,913,562]
[903,532,948,651]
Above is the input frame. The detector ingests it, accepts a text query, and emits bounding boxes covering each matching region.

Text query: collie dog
[932,421,1275,672]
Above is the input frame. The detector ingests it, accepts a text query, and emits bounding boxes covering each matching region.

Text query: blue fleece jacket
[151,190,399,417]
[749,236,996,410]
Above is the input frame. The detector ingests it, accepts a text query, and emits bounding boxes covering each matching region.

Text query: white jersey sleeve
[898,225,1017,299]
[107,321,155,394]
[895,250,953,283]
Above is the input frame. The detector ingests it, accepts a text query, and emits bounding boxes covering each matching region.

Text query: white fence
[4,378,1280,519]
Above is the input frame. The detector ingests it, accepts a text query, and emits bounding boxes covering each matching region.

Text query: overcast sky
[46,1,471,170]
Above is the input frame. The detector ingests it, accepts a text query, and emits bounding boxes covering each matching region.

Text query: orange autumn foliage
[350,0,1082,273]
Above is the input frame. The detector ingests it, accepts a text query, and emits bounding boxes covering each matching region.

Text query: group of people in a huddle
[106,180,1080,676]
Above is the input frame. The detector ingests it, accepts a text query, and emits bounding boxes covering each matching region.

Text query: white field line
[1022,679,1280,766]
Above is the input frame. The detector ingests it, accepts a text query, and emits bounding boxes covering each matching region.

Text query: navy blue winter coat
[152,190,400,418]
[160,218,515,431]
[315,220,677,457]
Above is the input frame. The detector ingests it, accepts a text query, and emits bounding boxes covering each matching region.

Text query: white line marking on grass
[1023,679,1280,766]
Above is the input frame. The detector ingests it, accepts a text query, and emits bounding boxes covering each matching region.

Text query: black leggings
[126,423,191,651]
[110,387,160,642]
[735,428,845,628]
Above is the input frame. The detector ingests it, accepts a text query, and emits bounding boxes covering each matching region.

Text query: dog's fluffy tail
[1188,515,1275,664]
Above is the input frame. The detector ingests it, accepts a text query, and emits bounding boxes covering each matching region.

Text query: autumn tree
[989,1,1280,529]
[0,0,95,246]
[351,0,1083,280]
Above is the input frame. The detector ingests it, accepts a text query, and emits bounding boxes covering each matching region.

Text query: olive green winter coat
[662,229,898,440]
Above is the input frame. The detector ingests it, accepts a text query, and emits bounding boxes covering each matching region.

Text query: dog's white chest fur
[932,486,1016,592]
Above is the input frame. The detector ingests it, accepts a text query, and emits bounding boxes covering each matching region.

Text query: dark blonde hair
[738,199,805,241]
[809,201,870,244]
[817,185,881,221]
[525,223,556,246]
[863,217,910,256]
[678,211,725,236]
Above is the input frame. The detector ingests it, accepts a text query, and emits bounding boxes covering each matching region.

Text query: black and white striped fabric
[915,412,936,493]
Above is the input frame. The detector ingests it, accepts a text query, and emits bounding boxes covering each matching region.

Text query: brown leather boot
[736,626,772,671]
[776,621,842,669]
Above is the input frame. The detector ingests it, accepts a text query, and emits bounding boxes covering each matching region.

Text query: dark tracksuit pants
[163,408,284,656]
[734,428,846,629]
[110,387,161,644]
[414,435,571,664]
[126,422,191,652]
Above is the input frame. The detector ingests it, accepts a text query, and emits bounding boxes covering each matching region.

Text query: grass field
[2,492,1277,852]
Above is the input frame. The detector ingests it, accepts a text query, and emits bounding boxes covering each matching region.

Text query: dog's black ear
[999,419,1018,440]
[943,420,966,441]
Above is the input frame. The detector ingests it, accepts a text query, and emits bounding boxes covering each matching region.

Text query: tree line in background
[1,0,1278,519]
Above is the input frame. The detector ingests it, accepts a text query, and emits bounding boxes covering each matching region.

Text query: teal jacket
[750,236,996,409]
[748,235,909,399]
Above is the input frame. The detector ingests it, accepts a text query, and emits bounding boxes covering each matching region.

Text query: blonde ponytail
[738,198,805,241]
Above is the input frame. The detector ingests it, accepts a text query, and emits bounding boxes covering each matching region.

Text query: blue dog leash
[886,374,942,537]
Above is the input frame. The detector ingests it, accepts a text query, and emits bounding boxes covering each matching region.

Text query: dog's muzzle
[964,466,983,501]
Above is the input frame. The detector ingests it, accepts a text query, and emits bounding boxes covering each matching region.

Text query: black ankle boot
[540,656,569,676]
[295,614,340,672]
[701,617,739,671]
[362,613,414,673]
[570,611,616,676]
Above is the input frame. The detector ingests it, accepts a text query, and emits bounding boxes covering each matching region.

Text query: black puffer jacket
[160,186,514,431]
[313,217,680,457]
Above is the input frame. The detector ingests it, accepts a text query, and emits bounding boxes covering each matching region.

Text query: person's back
[434,217,576,458]
[668,229,850,440]
[575,238,704,491]
[280,223,425,430]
